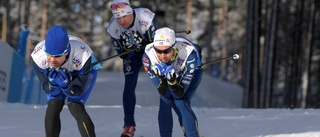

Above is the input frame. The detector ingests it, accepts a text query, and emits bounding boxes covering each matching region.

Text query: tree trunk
[186,0,192,40]
[40,0,48,40]
[260,0,272,108]
[301,0,315,108]
[253,0,261,108]
[287,0,303,108]
[243,0,254,108]
[266,0,279,107]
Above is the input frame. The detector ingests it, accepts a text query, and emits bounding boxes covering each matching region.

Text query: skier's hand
[165,66,183,96]
[152,63,167,76]
[157,77,168,95]
[165,65,176,83]
[56,68,81,99]
[45,68,61,95]
[56,68,72,88]
[47,68,58,86]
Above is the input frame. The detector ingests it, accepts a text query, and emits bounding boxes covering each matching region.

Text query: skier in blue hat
[31,26,102,137]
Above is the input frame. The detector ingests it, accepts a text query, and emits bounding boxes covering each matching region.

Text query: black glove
[165,66,184,97]
[165,65,177,84]
[157,77,168,95]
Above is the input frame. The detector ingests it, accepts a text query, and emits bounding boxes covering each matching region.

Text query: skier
[142,27,203,137]
[106,0,156,136]
[31,26,102,137]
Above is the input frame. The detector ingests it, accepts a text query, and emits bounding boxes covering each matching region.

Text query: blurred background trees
[0,0,319,109]
[243,0,320,108]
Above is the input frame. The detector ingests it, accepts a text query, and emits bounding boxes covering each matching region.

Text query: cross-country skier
[106,0,156,136]
[142,27,203,137]
[31,26,102,137]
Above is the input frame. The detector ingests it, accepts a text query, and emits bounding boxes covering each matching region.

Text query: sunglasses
[154,47,173,54]
[110,3,129,10]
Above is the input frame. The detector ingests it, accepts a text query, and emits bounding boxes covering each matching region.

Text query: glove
[152,63,167,76]
[165,66,177,83]
[47,68,58,85]
[56,68,72,88]
[46,68,61,96]
[157,77,168,95]
[56,69,82,99]
[165,66,183,97]
[120,31,143,50]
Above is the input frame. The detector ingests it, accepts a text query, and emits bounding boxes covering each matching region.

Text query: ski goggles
[154,47,173,54]
[110,3,130,11]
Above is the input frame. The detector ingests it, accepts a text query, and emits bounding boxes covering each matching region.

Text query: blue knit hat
[45,26,69,56]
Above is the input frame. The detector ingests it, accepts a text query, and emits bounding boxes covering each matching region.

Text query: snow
[1,104,320,137]
[1,71,320,137]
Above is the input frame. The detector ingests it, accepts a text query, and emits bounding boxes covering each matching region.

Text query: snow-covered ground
[1,103,320,137]
[1,71,320,137]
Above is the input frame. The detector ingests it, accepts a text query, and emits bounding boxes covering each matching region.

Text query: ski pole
[175,30,191,34]
[198,54,240,69]
[92,48,136,66]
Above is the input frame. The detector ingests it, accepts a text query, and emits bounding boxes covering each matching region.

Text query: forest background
[1,0,319,109]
